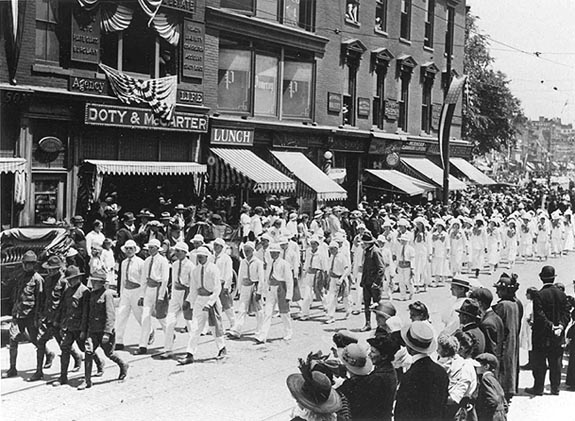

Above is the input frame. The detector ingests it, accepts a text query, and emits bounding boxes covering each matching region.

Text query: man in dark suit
[395,321,449,421]
[360,232,385,332]
[470,287,504,363]
[526,265,570,396]
[456,298,487,358]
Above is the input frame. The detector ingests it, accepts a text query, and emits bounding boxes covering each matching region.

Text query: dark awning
[401,157,467,190]
[450,158,496,185]
[364,169,436,196]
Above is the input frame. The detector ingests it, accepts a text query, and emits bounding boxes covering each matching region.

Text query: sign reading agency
[211,127,254,146]
[69,76,108,95]
[182,20,205,80]
[71,8,100,64]
[85,103,208,132]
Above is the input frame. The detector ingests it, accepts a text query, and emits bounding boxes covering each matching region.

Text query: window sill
[374,28,388,37]
[399,38,412,46]
[32,63,70,77]
[345,18,360,28]
[423,46,434,53]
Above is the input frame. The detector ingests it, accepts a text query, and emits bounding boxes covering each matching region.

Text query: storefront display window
[218,49,252,112]
[34,179,61,224]
[282,61,312,119]
[254,54,278,117]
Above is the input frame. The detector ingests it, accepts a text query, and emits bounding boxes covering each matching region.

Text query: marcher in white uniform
[486,219,502,275]
[115,240,144,350]
[448,218,466,276]
[550,211,564,257]
[535,214,551,260]
[519,214,534,261]
[137,239,169,354]
[502,219,519,270]
[563,210,575,253]
[160,242,194,358]
[324,241,351,324]
[212,238,236,328]
[299,237,327,320]
[228,242,264,339]
[351,224,366,314]
[413,217,432,292]
[279,237,300,313]
[256,243,293,343]
[431,220,450,286]
[396,234,415,301]
[470,217,487,278]
[178,247,226,364]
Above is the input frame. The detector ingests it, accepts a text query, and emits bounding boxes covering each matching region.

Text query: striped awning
[271,151,347,202]
[0,157,26,174]
[450,158,496,186]
[401,157,467,191]
[210,148,295,194]
[364,169,436,196]
[84,160,206,176]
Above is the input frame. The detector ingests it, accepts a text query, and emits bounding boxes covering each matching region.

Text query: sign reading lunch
[85,103,208,132]
[211,127,254,146]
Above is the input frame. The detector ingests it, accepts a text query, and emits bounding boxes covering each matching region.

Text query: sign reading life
[85,103,208,132]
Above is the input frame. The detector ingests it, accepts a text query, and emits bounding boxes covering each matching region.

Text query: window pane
[257,0,278,21]
[282,61,312,119]
[122,12,155,76]
[46,26,60,62]
[254,54,278,116]
[218,49,251,112]
[221,0,255,12]
[284,0,300,27]
[47,0,58,23]
[36,0,48,20]
[36,23,48,61]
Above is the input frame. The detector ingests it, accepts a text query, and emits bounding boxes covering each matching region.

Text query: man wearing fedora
[456,298,486,358]
[395,321,449,421]
[526,265,570,396]
[78,269,128,390]
[469,287,504,366]
[53,266,104,386]
[360,231,386,332]
[136,209,155,236]
[3,251,44,379]
[115,239,145,351]
[137,238,169,355]
[442,276,472,335]
[178,246,226,365]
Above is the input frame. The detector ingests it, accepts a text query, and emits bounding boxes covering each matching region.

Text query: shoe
[134,347,147,355]
[216,347,228,359]
[299,316,309,321]
[359,325,371,332]
[44,352,55,369]
[27,371,44,382]
[324,318,335,325]
[226,331,240,340]
[524,387,543,396]
[52,378,67,387]
[148,330,155,346]
[115,344,125,351]
[94,366,104,377]
[71,359,82,373]
[77,381,92,390]
[158,352,173,360]
[178,353,194,365]
[118,363,129,381]
[550,390,560,396]
[351,310,360,316]
[2,368,17,378]
[253,337,265,345]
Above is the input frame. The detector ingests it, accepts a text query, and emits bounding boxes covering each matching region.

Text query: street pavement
[2,253,575,420]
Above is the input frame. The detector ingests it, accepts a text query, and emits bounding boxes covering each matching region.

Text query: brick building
[1,0,471,229]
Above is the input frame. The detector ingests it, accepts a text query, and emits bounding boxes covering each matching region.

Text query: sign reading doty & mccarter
[85,103,208,132]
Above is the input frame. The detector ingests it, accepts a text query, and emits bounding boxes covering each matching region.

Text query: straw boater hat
[137,209,155,218]
[64,265,84,280]
[286,370,342,415]
[42,255,65,270]
[313,210,323,218]
[401,321,437,354]
[370,301,397,319]
[122,212,135,222]
[121,239,141,254]
[148,220,162,227]
[175,203,186,211]
[340,343,373,376]
[160,212,171,221]
[449,276,472,290]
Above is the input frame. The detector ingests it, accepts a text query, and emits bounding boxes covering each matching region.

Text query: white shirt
[121,255,145,288]
[142,253,170,296]
[187,262,221,307]
[327,252,350,279]
[213,251,234,289]
[266,257,294,301]
[171,258,194,293]
[238,256,265,294]
[240,212,251,237]
[86,230,105,253]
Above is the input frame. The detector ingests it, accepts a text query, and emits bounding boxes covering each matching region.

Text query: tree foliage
[462,12,526,155]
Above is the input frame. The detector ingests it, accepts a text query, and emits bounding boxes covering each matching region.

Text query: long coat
[492,299,521,395]
[479,309,505,363]
[532,283,570,349]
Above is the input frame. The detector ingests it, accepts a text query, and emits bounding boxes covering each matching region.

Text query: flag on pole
[99,64,177,121]
[438,76,467,169]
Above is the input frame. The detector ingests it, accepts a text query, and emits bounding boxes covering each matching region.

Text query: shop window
[343,64,357,126]
[421,78,433,133]
[217,49,252,112]
[36,0,60,63]
[254,54,279,117]
[398,74,410,132]
[375,0,387,33]
[33,175,65,224]
[345,0,359,25]
[400,0,411,41]
[445,5,455,58]
[424,0,435,48]
[373,69,385,128]
[282,60,313,119]
[228,0,314,31]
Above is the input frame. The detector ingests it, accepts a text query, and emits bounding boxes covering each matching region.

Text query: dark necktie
[148,255,154,278]
[126,257,132,282]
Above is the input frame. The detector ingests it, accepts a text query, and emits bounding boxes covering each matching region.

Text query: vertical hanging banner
[438,75,467,170]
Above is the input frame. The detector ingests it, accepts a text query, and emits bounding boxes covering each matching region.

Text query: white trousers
[230,285,263,337]
[164,289,192,352]
[326,277,348,318]
[139,286,166,348]
[397,267,414,299]
[259,286,293,342]
[115,287,143,344]
[185,298,225,355]
[300,274,314,317]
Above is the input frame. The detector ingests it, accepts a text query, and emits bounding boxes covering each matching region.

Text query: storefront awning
[401,157,467,191]
[83,160,207,176]
[364,169,436,196]
[450,157,496,186]
[271,151,347,201]
[210,148,295,194]
[0,157,26,174]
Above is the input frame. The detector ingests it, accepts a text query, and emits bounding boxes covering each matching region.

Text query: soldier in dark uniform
[77,269,128,390]
[70,215,89,274]
[31,255,83,381]
[52,266,104,387]
[2,251,43,379]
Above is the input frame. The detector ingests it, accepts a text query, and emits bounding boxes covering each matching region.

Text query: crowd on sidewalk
[3,183,575,421]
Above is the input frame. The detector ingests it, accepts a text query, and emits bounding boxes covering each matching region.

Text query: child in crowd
[475,353,507,421]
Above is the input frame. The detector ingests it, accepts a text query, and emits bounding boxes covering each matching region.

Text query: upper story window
[217,37,314,120]
[36,0,60,63]
[375,0,387,33]
[345,0,359,25]
[223,0,315,32]
[396,56,417,132]
[424,0,435,48]
[400,0,411,41]
[343,63,357,126]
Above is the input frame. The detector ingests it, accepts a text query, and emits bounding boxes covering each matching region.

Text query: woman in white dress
[535,214,551,261]
[550,211,564,257]
[519,214,534,262]
[448,218,466,276]
[563,210,575,253]
[461,217,473,273]
[520,287,538,369]
[502,218,520,270]
[413,217,432,292]
[486,219,502,275]
[470,217,487,278]
[431,220,450,287]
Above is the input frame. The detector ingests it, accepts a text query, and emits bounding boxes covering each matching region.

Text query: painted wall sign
[384,99,399,120]
[357,97,370,117]
[182,20,205,80]
[401,140,428,153]
[177,89,204,105]
[328,92,342,113]
[69,76,108,95]
[431,103,442,130]
[85,103,208,132]
[71,8,100,64]
[211,127,254,146]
